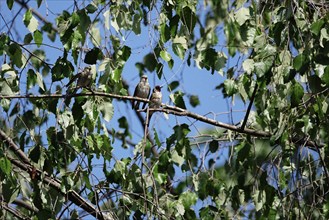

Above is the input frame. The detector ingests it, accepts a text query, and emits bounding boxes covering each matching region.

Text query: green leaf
[120,45,131,62]
[169,15,180,37]
[179,191,198,209]
[86,3,98,13]
[1,64,16,82]
[0,157,12,176]
[0,98,10,112]
[51,56,74,81]
[290,81,304,108]
[322,66,329,86]
[132,14,141,35]
[314,54,329,65]
[112,68,122,83]
[168,81,179,91]
[180,7,196,34]
[84,47,103,64]
[3,181,19,204]
[0,34,9,55]
[310,19,325,36]
[160,50,172,62]
[176,202,185,216]
[7,0,13,9]
[171,150,184,166]
[160,23,170,43]
[293,53,309,73]
[223,79,237,96]
[37,0,42,7]
[308,75,325,93]
[143,53,157,72]
[24,33,33,44]
[189,95,200,107]
[36,71,45,91]
[34,30,43,47]
[209,140,218,153]
[170,91,186,109]
[172,43,186,59]
[23,9,32,27]
[8,43,23,68]
[153,129,161,147]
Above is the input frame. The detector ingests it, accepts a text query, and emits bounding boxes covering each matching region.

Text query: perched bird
[65,66,93,105]
[147,85,162,124]
[132,75,150,110]
[66,66,93,89]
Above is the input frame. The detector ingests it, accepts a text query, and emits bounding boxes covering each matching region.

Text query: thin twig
[241,83,258,131]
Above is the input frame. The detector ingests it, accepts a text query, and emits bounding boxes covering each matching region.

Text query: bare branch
[1,92,270,138]
[241,83,258,131]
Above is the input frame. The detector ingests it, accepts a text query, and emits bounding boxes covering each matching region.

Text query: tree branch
[13,199,39,213]
[0,199,29,220]
[1,92,270,138]
[241,83,258,131]
[0,129,31,165]
[0,128,114,220]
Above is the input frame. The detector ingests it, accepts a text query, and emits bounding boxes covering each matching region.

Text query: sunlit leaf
[160,50,172,62]
[234,7,250,26]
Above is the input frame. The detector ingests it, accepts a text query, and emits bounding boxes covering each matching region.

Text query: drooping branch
[0,129,114,220]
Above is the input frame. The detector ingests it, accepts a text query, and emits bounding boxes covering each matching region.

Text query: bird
[65,66,93,105]
[66,66,93,89]
[132,75,150,110]
[147,85,162,125]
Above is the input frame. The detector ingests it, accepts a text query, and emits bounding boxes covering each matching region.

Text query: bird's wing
[132,83,139,109]
[133,83,139,97]
[66,72,81,87]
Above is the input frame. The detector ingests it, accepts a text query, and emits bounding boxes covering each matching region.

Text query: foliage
[0,0,329,219]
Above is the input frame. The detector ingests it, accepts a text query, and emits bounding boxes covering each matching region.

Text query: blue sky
[0,0,247,157]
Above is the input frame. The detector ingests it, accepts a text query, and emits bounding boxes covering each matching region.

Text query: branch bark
[1,92,270,138]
